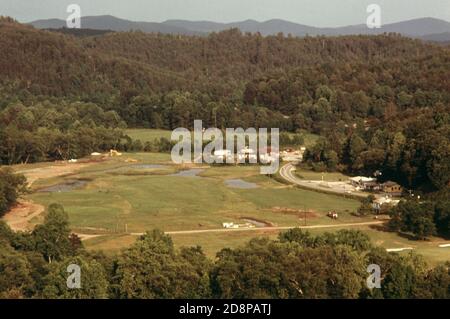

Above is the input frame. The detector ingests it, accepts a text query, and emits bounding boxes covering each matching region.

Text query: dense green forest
[0,208,448,299]
[389,198,450,240]
[0,17,449,191]
[0,168,27,217]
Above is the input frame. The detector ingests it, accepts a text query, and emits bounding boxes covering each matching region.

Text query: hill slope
[0,18,185,97]
[3,17,450,101]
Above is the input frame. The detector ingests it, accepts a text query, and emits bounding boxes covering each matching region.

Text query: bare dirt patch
[271,206,319,219]
[4,160,102,231]
[76,234,104,241]
[16,162,95,187]
[240,217,274,227]
[3,200,45,231]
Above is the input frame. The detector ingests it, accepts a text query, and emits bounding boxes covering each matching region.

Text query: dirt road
[2,200,45,231]
[16,162,94,187]
[129,220,386,236]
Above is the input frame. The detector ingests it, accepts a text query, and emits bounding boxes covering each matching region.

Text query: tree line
[0,101,126,164]
[356,192,450,240]
[0,204,448,299]
[0,100,305,165]
[303,104,450,192]
[389,199,450,240]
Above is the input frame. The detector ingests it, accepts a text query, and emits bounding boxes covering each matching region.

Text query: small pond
[38,180,88,193]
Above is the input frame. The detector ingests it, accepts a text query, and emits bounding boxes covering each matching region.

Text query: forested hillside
[2,16,449,128]
[0,17,449,190]
[1,218,449,299]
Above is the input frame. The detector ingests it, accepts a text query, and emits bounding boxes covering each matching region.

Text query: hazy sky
[1,0,449,27]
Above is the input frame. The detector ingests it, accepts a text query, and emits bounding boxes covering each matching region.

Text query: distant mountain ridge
[30,15,450,41]
[31,15,202,35]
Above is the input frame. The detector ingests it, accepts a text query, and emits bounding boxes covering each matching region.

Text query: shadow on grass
[369,224,423,241]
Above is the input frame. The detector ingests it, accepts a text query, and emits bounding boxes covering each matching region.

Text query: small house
[349,176,377,190]
[381,181,403,196]
[213,149,233,163]
[363,181,380,191]
[237,147,257,162]
[259,147,280,164]
[372,196,400,213]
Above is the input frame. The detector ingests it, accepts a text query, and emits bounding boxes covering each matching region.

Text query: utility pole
[304,210,307,226]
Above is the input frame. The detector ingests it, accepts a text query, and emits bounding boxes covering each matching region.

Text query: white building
[213,149,233,163]
[349,176,378,190]
[372,196,400,211]
[237,147,257,162]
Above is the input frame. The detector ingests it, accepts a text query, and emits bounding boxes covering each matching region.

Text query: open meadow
[27,153,362,233]
[7,140,448,264]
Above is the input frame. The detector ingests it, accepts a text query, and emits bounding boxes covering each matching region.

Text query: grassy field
[10,146,448,265]
[125,128,320,149]
[83,224,450,265]
[294,168,350,182]
[125,129,172,143]
[169,226,450,265]
[28,153,362,234]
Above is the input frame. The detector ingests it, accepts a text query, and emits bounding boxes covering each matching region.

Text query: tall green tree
[42,256,108,299]
[0,168,27,217]
[115,229,211,298]
[0,241,33,298]
[32,204,73,263]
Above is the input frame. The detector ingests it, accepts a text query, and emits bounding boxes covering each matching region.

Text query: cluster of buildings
[208,147,279,164]
[349,176,404,212]
[207,146,308,164]
[349,176,403,196]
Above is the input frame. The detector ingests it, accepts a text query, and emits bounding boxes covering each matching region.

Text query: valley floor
[3,151,449,265]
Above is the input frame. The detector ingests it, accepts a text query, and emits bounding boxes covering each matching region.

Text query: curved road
[279,163,369,199]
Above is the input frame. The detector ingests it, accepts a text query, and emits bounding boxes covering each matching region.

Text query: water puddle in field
[225,179,259,189]
[170,169,205,177]
[38,180,88,193]
[241,218,270,227]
